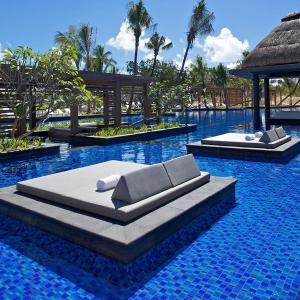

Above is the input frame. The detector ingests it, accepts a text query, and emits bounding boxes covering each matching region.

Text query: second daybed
[186,127,300,161]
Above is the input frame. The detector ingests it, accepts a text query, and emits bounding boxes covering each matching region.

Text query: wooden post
[115,80,122,127]
[143,83,150,125]
[70,103,79,135]
[264,78,270,130]
[103,91,109,125]
[253,74,260,130]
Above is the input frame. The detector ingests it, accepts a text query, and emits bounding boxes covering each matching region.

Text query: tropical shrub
[0,138,42,152]
[94,122,179,137]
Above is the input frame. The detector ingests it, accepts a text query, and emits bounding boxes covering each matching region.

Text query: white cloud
[174,53,193,69]
[194,39,202,49]
[203,28,249,66]
[106,19,150,53]
[226,62,238,69]
[143,52,163,61]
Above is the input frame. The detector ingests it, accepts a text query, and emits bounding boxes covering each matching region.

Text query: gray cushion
[112,164,172,204]
[163,154,201,186]
[259,129,278,143]
[275,127,286,139]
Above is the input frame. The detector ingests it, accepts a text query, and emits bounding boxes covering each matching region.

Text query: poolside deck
[0,176,236,264]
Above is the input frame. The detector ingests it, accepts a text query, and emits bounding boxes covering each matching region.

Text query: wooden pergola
[0,66,154,135]
[230,12,300,129]
[67,72,154,133]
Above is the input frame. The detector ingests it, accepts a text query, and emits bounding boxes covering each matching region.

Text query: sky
[0,0,299,71]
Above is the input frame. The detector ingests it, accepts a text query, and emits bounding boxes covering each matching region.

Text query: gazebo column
[253,74,261,130]
[264,77,271,130]
[143,83,150,125]
[70,103,79,135]
[114,80,122,127]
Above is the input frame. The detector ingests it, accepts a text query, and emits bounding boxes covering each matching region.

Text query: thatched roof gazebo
[230,11,300,128]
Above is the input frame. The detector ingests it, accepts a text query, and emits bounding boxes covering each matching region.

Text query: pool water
[0,110,299,299]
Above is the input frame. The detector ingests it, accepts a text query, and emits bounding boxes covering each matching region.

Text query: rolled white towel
[96,174,121,191]
[255,131,263,138]
[245,134,255,141]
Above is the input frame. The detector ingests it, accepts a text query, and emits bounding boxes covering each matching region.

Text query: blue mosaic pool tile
[0,112,299,299]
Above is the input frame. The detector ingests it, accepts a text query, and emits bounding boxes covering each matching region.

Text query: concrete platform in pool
[70,124,197,146]
[0,143,60,160]
[186,137,300,162]
[0,176,236,264]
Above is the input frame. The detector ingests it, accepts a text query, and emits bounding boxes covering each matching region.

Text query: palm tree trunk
[151,53,157,77]
[176,43,190,83]
[201,77,209,109]
[133,39,139,75]
[127,39,139,114]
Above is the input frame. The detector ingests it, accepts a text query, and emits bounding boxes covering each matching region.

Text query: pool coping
[70,124,197,146]
[0,143,60,160]
[0,176,236,264]
[186,137,300,162]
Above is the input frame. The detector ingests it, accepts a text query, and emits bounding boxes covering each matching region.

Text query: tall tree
[55,24,96,71]
[127,0,153,75]
[55,25,82,70]
[92,45,116,72]
[127,0,153,113]
[211,63,228,108]
[145,32,173,76]
[177,0,214,82]
[0,45,89,137]
[77,24,96,71]
[191,55,209,108]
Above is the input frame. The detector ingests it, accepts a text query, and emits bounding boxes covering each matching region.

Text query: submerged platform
[186,137,300,161]
[269,111,300,125]
[70,124,197,146]
[0,176,236,264]
[0,143,60,160]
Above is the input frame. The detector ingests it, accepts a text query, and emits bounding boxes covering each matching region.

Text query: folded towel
[255,131,263,138]
[245,134,255,141]
[96,174,121,191]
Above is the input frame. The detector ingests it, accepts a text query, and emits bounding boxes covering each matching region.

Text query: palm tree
[278,78,300,106]
[55,24,96,72]
[127,0,153,113]
[92,45,117,72]
[191,55,209,108]
[211,63,228,108]
[145,32,173,76]
[127,0,153,75]
[177,0,214,82]
[56,24,96,113]
[77,24,96,71]
[55,25,82,70]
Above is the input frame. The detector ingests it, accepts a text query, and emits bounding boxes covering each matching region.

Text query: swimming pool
[0,110,299,299]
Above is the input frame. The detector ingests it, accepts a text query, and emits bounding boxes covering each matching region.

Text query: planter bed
[0,143,60,160]
[71,124,197,146]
